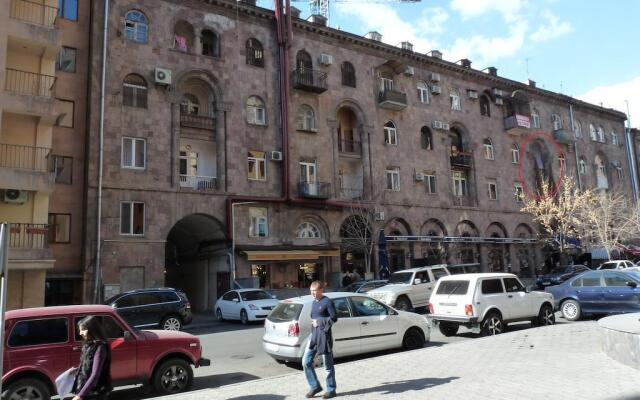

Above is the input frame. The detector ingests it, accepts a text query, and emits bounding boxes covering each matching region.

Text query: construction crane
[294,0,421,24]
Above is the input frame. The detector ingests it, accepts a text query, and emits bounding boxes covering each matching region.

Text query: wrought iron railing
[452,195,475,207]
[5,68,56,97]
[450,154,472,167]
[179,175,217,190]
[338,139,362,154]
[339,187,364,200]
[0,143,51,171]
[9,223,49,249]
[10,0,58,27]
[180,112,216,130]
[298,181,331,199]
[378,89,408,106]
[291,68,328,93]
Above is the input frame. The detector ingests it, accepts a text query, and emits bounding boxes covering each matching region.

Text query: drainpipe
[569,104,582,190]
[624,100,639,202]
[93,0,109,303]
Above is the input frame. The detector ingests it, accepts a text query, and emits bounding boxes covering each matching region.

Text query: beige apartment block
[83,0,632,311]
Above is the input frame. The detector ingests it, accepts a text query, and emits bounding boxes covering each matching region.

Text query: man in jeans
[303,281,338,399]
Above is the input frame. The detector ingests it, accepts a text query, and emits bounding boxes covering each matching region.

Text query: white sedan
[262,292,430,366]
[215,289,279,324]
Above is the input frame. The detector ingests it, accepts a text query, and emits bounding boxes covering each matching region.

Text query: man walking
[304,281,338,398]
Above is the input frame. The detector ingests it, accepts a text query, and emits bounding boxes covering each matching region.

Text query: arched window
[202,29,219,57]
[531,108,540,128]
[384,121,397,145]
[551,113,562,130]
[589,124,597,141]
[124,10,148,43]
[450,90,461,111]
[579,157,587,174]
[246,96,265,125]
[597,126,605,143]
[511,143,520,164]
[246,38,264,67]
[296,104,316,131]
[296,50,312,70]
[483,138,494,160]
[421,126,433,150]
[573,120,582,138]
[341,62,356,87]
[417,81,429,104]
[296,222,321,238]
[595,155,608,188]
[123,74,147,108]
[379,70,394,92]
[612,130,619,145]
[180,94,199,115]
[479,95,490,117]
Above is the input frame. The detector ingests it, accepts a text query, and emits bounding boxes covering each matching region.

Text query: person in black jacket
[72,316,112,400]
[303,281,338,399]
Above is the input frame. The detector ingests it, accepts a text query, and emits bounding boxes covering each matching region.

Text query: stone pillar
[194,34,202,55]
[168,99,182,187]
[479,244,490,272]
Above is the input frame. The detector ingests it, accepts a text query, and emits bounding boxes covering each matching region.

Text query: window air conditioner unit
[4,189,28,204]
[404,66,415,76]
[467,90,478,99]
[495,98,504,106]
[414,172,425,181]
[269,151,283,161]
[154,67,172,85]
[442,123,450,130]
[430,73,441,82]
[431,85,442,94]
[432,120,443,130]
[319,53,333,66]
[374,211,385,221]
[492,88,504,97]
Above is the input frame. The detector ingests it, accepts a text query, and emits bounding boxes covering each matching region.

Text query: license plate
[265,343,279,352]
[542,282,551,286]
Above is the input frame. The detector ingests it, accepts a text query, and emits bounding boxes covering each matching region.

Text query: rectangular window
[452,171,467,196]
[386,168,400,191]
[487,181,498,200]
[384,126,397,145]
[481,279,504,294]
[247,151,266,181]
[121,137,146,169]
[380,77,393,92]
[450,93,461,111]
[8,318,68,347]
[484,144,494,160]
[48,213,71,243]
[56,47,77,73]
[532,113,540,128]
[617,167,624,180]
[120,201,145,235]
[514,182,524,202]
[511,148,520,164]
[248,106,266,125]
[55,99,74,128]
[426,174,437,194]
[417,86,429,104]
[52,155,72,184]
[249,207,268,237]
[58,0,78,21]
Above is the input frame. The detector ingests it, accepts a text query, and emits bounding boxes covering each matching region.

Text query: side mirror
[413,278,421,285]
[627,281,638,288]
[123,331,132,342]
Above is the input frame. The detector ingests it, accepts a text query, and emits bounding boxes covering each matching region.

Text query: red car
[2,305,210,400]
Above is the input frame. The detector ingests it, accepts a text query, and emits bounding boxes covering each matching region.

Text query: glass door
[300,161,317,196]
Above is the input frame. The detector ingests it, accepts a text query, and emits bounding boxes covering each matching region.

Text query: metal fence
[10,0,58,28]
[9,223,49,249]
[5,68,56,97]
[0,143,50,171]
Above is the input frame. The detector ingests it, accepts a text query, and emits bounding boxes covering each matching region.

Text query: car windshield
[388,272,413,284]
[600,263,617,269]
[550,266,574,274]
[241,290,272,301]
[267,302,303,322]
[436,280,470,295]
[358,283,381,293]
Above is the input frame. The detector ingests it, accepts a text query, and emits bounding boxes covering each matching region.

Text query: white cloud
[446,23,528,66]
[530,10,572,42]
[416,7,450,36]
[578,76,640,128]
[449,0,528,23]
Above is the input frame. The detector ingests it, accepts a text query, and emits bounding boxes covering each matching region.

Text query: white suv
[597,260,635,270]
[429,273,555,336]
[367,265,450,311]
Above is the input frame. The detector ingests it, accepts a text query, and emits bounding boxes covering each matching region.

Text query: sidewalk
[164,321,640,400]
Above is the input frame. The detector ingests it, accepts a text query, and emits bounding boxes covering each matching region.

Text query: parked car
[215,289,279,324]
[447,263,481,275]
[597,260,636,270]
[545,270,640,321]
[104,287,192,331]
[536,264,591,289]
[342,279,388,294]
[2,305,210,400]
[429,273,555,337]
[367,265,451,311]
[262,292,430,366]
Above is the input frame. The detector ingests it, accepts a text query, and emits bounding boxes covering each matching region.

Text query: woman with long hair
[72,316,112,400]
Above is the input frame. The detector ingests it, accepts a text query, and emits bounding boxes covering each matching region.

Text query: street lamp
[231,202,257,289]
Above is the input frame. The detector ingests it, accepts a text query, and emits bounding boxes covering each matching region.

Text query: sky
[256,0,640,128]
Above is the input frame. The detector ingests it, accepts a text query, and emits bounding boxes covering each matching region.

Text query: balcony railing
[0,143,51,171]
[9,223,49,249]
[450,154,473,168]
[338,139,362,154]
[553,128,576,144]
[339,187,364,200]
[179,175,217,190]
[378,89,407,110]
[291,68,328,94]
[503,114,531,134]
[5,68,56,97]
[10,0,58,28]
[298,181,331,199]
[180,112,216,131]
[452,195,475,207]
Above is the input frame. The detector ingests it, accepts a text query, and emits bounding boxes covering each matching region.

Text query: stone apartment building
[83,0,632,312]
[0,0,89,309]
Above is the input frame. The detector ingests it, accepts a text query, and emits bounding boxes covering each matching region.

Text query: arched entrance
[165,214,228,312]
[384,218,413,272]
[419,218,448,265]
[485,222,509,272]
[514,223,536,277]
[453,220,479,264]
[339,215,372,278]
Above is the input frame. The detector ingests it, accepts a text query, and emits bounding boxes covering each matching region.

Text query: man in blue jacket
[304,280,338,399]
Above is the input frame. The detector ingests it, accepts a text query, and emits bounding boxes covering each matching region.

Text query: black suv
[104,288,193,331]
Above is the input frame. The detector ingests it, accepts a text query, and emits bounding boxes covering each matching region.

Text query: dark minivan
[105,288,193,331]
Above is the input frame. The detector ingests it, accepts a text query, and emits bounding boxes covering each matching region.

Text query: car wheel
[481,312,504,336]
[537,304,556,326]
[216,308,224,321]
[3,378,51,400]
[161,315,183,331]
[394,296,412,311]
[152,358,194,395]
[561,299,582,321]
[438,322,459,337]
[240,309,249,325]
[402,328,425,350]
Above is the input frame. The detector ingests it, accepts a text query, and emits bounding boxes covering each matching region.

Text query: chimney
[528,79,536,88]
[400,41,413,52]
[290,6,301,19]
[429,50,442,59]
[487,66,498,76]
[307,14,327,27]
[460,58,472,68]
[365,31,382,42]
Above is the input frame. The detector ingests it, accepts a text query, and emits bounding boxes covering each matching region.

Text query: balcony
[298,181,331,199]
[452,195,475,207]
[291,68,328,94]
[450,154,473,168]
[339,187,364,200]
[179,175,217,191]
[180,112,216,131]
[7,223,54,270]
[553,128,576,145]
[338,139,362,156]
[5,68,56,97]
[0,143,54,192]
[503,114,531,135]
[10,0,57,28]
[378,89,407,111]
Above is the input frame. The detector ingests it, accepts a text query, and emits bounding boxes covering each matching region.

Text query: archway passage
[165,214,228,312]
[339,215,372,278]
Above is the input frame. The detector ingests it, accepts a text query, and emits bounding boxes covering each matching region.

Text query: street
[108,315,567,400]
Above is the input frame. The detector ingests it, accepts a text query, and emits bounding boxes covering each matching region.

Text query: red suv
[2,305,210,400]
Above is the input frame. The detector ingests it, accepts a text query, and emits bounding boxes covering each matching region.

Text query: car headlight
[248,304,259,310]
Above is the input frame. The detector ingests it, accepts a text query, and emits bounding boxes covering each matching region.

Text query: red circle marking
[517,131,565,201]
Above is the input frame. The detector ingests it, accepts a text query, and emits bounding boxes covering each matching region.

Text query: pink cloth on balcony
[175,35,188,52]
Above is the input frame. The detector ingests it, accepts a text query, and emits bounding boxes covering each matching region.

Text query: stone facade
[84,0,631,310]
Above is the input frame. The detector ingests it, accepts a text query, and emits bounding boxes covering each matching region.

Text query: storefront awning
[242,249,340,261]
